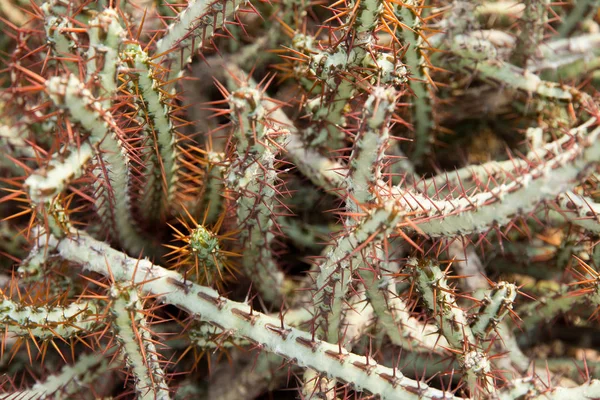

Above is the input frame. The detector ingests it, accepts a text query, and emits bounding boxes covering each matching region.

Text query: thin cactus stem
[390,0,433,162]
[299,0,386,148]
[469,281,517,340]
[110,284,171,400]
[124,44,179,221]
[517,283,600,331]
[450,31,583,102]
[360,256,448,353]
[226,84,288,303]
[197,151,227,225]
[86,8,124,108]
[312,203,404,342]
[346,86,397,211]
[510,0,549,67]
[41,0,81,75]
[389,120,600,236]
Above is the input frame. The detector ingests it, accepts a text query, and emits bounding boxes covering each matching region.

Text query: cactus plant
[1,0,600,399]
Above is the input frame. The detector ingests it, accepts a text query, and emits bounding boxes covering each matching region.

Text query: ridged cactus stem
[197,151,227,225]
[41,0,81,75]
[86,8,124,109]
[389,120,600,236]
[110,284,171,400]
[226,85,287,303]
[451,31,583,102]
[154,0,246,91]
[312,203,404,342]
[469,281,517,339]
[0,295,100,340]
[346,86,397,211]
[556,0,600,38]
[390,0,433,161]
[359,254,448,353]
[124,44,179,222]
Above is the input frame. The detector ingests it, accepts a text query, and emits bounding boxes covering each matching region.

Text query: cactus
[2,0,600,399]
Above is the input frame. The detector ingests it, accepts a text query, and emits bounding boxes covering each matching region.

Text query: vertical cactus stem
[47,229,460,400]
[409,258,494,394]
[109,284,171,400]
[390,0,434,162]
[198,151,227,225]
[41,0,81,75]
[299,0,387,148]
[124,45,179,220]
[226,85,287,303]
[225,71,348,192]
[302,282,375,398]
[1,350,120,400]
[346,86,397,212]
[469,281,517,340]
[86,8,124,108]
[45,75,147,255]
[510,0,549,67]
[154,0,246,92]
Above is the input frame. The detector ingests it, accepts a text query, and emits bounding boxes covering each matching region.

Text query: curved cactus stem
[45,74,148,255]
